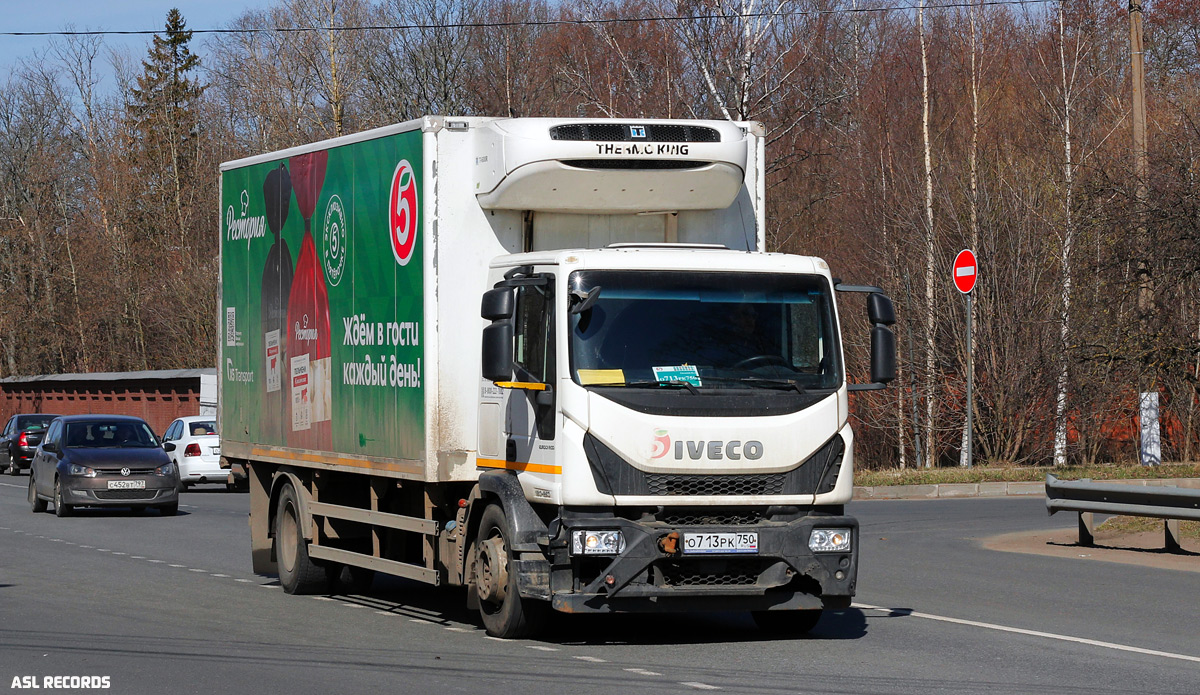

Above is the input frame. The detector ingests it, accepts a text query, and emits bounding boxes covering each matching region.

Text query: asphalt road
[1,479,1197,694]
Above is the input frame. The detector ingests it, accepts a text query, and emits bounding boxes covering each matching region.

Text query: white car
[161,416,225,490]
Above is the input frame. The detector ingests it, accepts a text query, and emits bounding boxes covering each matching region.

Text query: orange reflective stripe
[476,457,561,475]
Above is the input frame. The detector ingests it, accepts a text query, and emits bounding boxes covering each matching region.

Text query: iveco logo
[120,467,131,476]
[653,430,764,461]
[629,125,647,139]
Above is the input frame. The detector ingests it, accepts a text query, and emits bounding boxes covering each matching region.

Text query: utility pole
[1129,0,1159,466]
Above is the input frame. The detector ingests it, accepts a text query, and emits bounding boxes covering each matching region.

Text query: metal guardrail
[1045,474,1200,551]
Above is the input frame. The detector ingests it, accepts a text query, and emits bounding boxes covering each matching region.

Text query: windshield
[65,422,160,448]
[187,421,218,437]
[17,415,57,431]
[569,270,842,390]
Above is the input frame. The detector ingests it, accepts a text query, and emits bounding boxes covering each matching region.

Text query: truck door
[506,278,557,481]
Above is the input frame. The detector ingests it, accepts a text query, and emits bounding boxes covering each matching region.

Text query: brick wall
[0,371,211,436]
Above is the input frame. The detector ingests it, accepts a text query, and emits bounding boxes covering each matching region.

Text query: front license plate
[682,532,759,555]
[107,480,146,490]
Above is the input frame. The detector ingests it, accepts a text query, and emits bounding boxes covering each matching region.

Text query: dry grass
[855,462,1200,488]
[1098,515,1200,540]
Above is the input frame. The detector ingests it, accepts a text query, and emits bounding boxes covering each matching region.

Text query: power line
[0,0,1058,38]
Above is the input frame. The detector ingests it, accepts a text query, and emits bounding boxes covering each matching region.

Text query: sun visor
[474,119,751,213]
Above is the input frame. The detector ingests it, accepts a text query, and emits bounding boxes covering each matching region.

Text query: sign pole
[966,291,973,469]
[952,248,978,469]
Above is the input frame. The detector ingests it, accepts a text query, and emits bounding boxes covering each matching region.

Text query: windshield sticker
[653,365,702,387]
[577,369,625,386]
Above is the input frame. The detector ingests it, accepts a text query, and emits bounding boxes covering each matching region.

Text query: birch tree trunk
[1052,4,1076,467]
[960,0,981,467]
[920,0,937,467]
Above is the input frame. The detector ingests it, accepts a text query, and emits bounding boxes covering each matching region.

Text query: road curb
[853,477,1200,500]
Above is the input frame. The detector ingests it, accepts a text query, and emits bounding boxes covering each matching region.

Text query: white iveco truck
[218,116,895,638]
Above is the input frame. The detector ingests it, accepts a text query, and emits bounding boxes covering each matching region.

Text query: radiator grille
[645,473,786,497]
[660,559,763,587]
[658,510,764,526]
[94,489,158,500]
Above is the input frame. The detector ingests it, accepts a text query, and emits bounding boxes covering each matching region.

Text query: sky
[0,2,277,91]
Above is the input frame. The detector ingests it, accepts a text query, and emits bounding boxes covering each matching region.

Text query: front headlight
[570,530,625,556]
[809,528,852,553]
[154,462,175,476]
[67,463,96,478]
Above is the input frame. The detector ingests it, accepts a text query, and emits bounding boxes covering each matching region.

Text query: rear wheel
[751,609,823,636]
[7,458,18,475]
[53,479,72,517]
[474,504,548,638]
[275,484,327,594]
[28,472,46,513]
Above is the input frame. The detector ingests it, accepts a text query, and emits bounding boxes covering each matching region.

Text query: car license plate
[107,480,146,490]
[682,532,759,555]
[211,446,220,455]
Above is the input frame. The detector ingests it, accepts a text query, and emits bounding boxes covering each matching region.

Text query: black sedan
[2,413,61,475]
[28,415,179,517]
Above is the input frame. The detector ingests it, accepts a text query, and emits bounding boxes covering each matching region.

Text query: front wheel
[29,473,46,513]
[474,504,548,638]
[54,479,72,517]
[274,483,327,594]
[751,609,823,636]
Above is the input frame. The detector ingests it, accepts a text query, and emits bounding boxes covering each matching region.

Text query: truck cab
[472,244,893,634]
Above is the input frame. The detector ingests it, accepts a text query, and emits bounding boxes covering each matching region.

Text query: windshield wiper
[588,379,700,395]
[701,376,807,394]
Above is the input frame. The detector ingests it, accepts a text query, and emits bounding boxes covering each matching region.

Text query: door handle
[505,439,517,463]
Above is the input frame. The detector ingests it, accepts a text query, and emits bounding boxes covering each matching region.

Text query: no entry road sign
[952,249,978,294]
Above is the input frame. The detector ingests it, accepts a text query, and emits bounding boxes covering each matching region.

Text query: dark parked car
[28,415,179,517]
[2,413,62,475]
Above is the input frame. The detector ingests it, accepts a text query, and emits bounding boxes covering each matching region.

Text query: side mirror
[482,322,513,382]
[867,293,895,326]
[42,441,59,454]
[481,287,514,321]
[163,442,177,453]
[870,326,897,384]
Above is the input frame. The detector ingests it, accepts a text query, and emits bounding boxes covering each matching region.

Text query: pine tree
[128,8,206,259]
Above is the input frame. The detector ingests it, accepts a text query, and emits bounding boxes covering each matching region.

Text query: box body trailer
[218,116,895,637]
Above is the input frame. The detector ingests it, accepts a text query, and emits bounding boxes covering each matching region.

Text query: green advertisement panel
[220,129,425,462]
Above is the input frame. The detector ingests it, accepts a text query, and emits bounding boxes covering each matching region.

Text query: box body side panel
[219,128,426,467]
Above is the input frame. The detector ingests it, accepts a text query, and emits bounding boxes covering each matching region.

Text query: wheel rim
[279,500,298,573]
[476,530,509,607]
[55,481,64,511]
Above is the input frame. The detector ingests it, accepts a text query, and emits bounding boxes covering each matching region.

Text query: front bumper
[545,511,858,614]
[62,477,178,507]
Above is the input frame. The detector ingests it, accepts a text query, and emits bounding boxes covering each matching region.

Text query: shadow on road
[330,574,870,645]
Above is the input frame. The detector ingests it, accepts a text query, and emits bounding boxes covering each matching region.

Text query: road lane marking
[681,683,720,690]
[313,596,335,601]
[211,574,229,578]
[169,564,186,568]
[131,556,145,559]
[526,645,558,652]
[189,568,208,573]
[235,578,253,583]
[148,560,165,564]
[573,656,607,663]
[624,668,661,676]
[111,552,126,556]
[375,611,397,617]
[482,636,506,642]
[444,627,470,632]
[0,482,23,488]
[854,603,1200,664]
